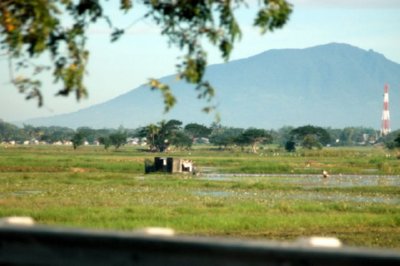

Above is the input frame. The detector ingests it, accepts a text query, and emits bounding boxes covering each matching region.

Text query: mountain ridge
[21,43,400,129]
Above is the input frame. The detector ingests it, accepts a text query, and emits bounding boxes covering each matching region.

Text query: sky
[0,0,399,122]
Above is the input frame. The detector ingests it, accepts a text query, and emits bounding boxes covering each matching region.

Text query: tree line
[1,119,399,152]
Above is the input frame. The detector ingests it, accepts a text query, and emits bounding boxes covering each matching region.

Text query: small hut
[145,157,194,174]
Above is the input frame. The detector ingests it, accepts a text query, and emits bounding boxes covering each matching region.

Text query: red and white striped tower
[380,84,390,136]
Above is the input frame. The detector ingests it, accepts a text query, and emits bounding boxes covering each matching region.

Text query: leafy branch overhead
[0,0,292,111]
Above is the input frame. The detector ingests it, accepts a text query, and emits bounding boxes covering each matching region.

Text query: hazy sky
[1,0,399,122]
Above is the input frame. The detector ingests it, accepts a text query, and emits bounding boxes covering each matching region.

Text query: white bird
[322,170,329,178]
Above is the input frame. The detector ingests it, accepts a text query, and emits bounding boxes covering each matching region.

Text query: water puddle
[275,175,400,188]
[11,190,45,197]
[194,172,399,205]
[193,190,233,197]
[192,189,399,205]
[199,173,400,187]
[286,192,400,205]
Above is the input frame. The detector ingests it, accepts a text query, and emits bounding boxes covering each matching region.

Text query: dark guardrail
[1,224,400,266]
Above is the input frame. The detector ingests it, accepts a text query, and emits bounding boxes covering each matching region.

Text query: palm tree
[146,124,160,151]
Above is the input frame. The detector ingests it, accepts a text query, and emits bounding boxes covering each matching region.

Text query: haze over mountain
[21,43,400,129]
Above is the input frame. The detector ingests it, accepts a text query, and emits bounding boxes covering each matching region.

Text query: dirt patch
[106,158,144,163]
[70,167,89,173]
[0,166,64,172]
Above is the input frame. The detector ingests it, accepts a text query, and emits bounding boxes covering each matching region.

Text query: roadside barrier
[1,221,399,266]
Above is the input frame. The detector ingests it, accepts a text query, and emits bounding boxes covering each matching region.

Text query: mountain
[22,43,400,129]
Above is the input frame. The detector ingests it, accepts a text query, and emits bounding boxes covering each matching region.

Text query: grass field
[0,145,399,249]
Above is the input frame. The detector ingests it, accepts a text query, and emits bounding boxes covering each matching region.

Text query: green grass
[0,145,399,249]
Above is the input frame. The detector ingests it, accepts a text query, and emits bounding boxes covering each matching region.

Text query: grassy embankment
[0,145,399,249]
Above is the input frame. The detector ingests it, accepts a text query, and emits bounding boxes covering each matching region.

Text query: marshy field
[0,145,399,249]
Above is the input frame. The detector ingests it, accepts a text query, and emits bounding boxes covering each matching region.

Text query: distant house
[194,137,210,144]
[140,137,147,146]
[127,137,139,145]
[29,139,39,145]
[63,141,73,146]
